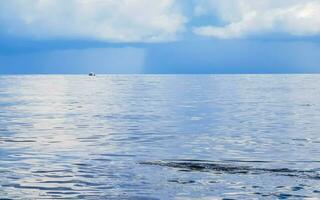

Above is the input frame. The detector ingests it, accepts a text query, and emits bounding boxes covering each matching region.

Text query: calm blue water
[0,75,320,200]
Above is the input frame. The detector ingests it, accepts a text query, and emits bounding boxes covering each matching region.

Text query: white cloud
[193,0,320,39]
[0,0,187,42]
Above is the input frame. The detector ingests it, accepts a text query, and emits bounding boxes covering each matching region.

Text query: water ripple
[1,75,320,199]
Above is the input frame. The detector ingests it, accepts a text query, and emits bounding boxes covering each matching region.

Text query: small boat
[89,72,96,76]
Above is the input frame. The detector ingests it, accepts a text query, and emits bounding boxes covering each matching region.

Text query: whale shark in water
[139,160,320,180]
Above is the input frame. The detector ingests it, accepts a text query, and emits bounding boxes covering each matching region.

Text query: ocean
[0,75,319,199]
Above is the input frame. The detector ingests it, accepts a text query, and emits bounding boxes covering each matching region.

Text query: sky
[0,0,320,74]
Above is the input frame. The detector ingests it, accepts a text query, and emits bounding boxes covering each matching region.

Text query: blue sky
[0,0,320,74]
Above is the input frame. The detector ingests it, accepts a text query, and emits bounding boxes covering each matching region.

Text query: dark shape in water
[139,160,320,180]
[89,72,96,76]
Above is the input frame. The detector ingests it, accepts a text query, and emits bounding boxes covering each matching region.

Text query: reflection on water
[0,75,320,199]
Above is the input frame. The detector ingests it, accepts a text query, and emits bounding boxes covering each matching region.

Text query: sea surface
[0,75,320,200]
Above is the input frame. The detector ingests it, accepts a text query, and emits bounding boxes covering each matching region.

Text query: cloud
[193,0,320,39]
[2,0,319,42]
[0,0,186,42]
